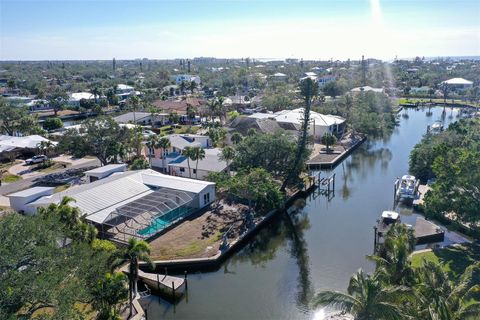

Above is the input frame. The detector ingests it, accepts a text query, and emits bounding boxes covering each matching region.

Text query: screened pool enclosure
[102,188,195,242]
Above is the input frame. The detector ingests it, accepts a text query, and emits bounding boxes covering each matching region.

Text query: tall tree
[189,146,205,179]
[281,78,318,191]
[111,238,153,318]
[48,88,68,116]
[158,136,171,173]
[230,131,243,145]
[182,146,194,178]
[219,146,235,176]
[145,134,159,168]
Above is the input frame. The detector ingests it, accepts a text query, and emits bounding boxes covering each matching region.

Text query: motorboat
[395,175,419,201]
[430,120,444,134]
[376,210,400,238]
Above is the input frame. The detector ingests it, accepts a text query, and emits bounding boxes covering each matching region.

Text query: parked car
[25,155,48,165]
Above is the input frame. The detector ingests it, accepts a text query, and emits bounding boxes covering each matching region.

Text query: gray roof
[168,148,227,172]
[8,186,54,198]
[85,164,126,174]
[228,116,283,135]
[28,170,214,224]
[113,112,152,123]
[169,134,201,150]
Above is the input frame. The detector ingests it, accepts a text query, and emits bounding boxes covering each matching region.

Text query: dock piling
[172,281,175,297]
[184,271,188,291]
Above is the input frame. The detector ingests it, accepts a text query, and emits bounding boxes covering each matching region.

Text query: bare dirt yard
[149,200,249,260]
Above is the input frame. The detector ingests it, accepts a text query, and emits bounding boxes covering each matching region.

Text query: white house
[9,169,216,242]
[69,92,95,107]
[168,148,227,180]
[250,108,346,138]
[113,112,169,126]
[271,73,288,83]
[440,78,473,91]
[115,84,141,102]
[350,86,384,94]
[0,135,56,153]
[84,164,127,183]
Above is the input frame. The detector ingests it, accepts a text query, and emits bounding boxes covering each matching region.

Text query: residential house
[113,112,169,127]
[317,75,336,87]
[68,92,95,107]
[173,74,201,85]
[250,108,346,139]
[440,78,473,91]
[168,148,227,180]
[143,134,212,173]
[8,169,216,243]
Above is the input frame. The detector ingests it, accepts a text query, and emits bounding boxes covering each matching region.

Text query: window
[203,192,210,205]
[180,168,185,172]
[193,169,197,174]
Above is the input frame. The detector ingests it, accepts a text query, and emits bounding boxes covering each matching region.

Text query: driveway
[0,158,100,198]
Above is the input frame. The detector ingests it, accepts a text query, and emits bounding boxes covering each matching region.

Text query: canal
[142,106,463,320]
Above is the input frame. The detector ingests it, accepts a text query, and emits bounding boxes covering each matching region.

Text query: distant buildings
[350,86,384,94]
[173,74,201,85]
[113,112,169,126]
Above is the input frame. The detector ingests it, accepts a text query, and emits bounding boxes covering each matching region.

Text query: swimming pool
[137,206,192,237]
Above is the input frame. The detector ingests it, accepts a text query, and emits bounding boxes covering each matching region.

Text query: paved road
[0,159,100,196]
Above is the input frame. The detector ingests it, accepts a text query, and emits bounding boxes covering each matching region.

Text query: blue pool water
[137,206,192,236]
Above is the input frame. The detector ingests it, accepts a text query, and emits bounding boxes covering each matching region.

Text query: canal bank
[141,106,465,320]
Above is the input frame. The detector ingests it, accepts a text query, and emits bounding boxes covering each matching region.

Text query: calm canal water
[142,106,462,320]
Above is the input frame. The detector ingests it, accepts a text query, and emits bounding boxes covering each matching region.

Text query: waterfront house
[249,108,346,139]
[68,92,95,107]
[8,168,216,243]
[113,111,169,127]
[173,74,201,85]
[440,78,473,91]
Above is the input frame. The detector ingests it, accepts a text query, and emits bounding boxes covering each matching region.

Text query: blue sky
[1,0,479,60]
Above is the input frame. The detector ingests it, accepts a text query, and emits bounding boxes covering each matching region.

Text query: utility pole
[361,55,366,86]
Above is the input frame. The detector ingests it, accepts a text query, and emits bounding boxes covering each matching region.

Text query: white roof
[442,78,473,85]
[69,92,94,101]
[117,84,134,90]
[8,186,54,198]
[85,164,127,175]
[401,175,416,181]
[0,135,55,151]
[382,211,399,220]
[304,72,317,77]
[351,86,384,93]
[142,171,215,193]
[28,169,214,224]
[272,108,346,127]
[168,148,227,172]
[272,72,287,77]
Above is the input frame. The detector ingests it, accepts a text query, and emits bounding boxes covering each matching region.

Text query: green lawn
[411,243,480,279]
[2,174,22,183]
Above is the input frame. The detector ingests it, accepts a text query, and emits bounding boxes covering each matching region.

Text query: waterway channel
[142,106,465,320]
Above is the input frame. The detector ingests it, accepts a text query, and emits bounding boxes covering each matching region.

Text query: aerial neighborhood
[1,54,480,320]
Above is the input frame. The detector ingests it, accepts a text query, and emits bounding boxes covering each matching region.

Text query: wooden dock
[122,266,186,300]
[414,217,445,245]
[413,184,431,208]
[307,135,366,169]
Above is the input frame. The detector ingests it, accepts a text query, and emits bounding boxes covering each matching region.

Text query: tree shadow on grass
[435,243,480,279]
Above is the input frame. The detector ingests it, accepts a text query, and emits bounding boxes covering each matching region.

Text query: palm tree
[367,223,415,286]
[181,146,194,178]
[231,132,243,145]
[207,99,218,123]
[219,146,235,176]
[321,133,337,153]
[179,81,187,95]
[312,269,409,320]
[158,137,171,173]
[128,95,140,123]
[145,134,159,168]
[281,78,318,192]
[111,238,153,318]
[190,146,205,179]
[414,260,480,320]
[189,80,197,94]
[37,140,54,157]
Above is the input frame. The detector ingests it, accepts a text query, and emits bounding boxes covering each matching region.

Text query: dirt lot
[149,200,249,260]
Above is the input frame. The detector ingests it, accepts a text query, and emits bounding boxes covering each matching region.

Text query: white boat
[395,175,419,201]
[376,210,400,238]
[430,120,443,134]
